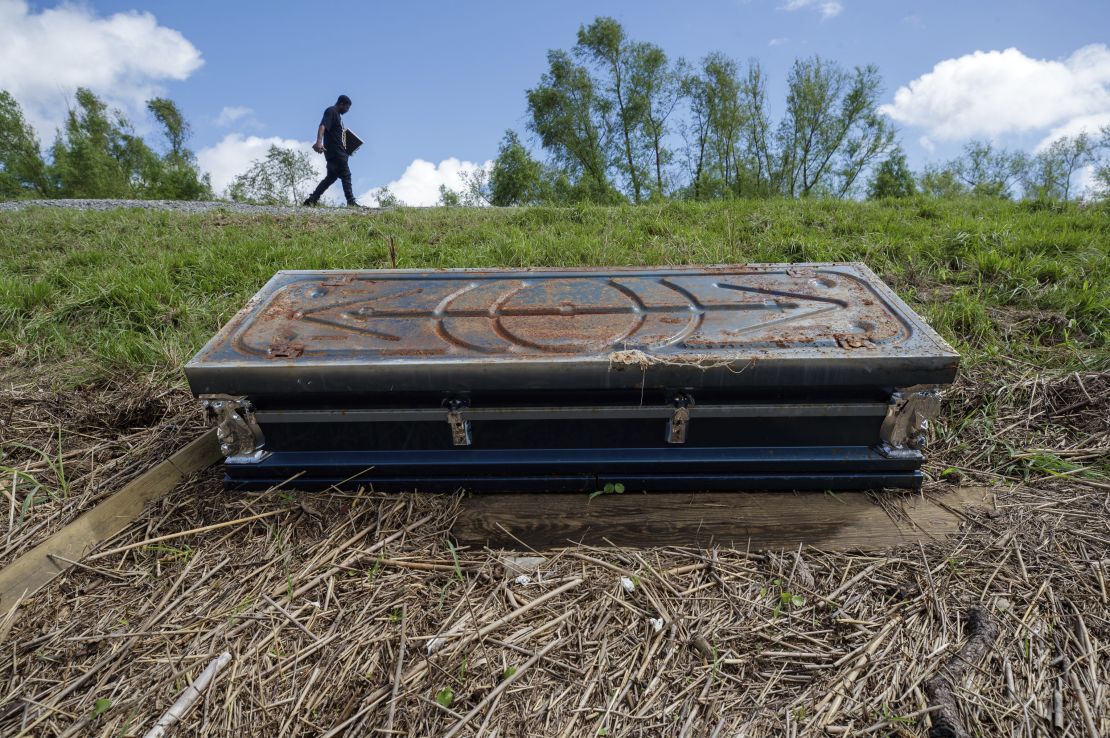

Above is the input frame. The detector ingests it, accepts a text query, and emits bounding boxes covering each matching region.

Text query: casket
[185,264,958,491]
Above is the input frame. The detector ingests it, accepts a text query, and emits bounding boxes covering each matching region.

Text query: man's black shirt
[320,106,346,158]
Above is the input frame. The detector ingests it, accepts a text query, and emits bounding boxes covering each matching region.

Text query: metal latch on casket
[445,399,472,446]
[667,393,693,444]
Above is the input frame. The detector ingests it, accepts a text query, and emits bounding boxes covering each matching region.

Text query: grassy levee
[2,200,1107,737]
[1,198,1106,386]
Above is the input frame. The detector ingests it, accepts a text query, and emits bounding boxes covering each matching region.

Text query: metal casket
[185,264,959,491]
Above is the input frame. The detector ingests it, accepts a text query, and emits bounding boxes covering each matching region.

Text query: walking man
[303,94,361,207]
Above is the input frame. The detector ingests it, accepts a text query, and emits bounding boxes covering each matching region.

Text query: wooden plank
[0,430,221,609]
[452,488,992,551]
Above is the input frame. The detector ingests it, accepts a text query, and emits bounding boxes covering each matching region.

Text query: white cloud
[881,44,1110,141]
[197,133,327,198]
[768,37,789,47]
[0,1,202,137]
[781,0,843,19]
[216,106,253,126]
[918,136,935,154]
[1074,164,1102,200]
[360,158,493,207]
[1033,112,1110,152]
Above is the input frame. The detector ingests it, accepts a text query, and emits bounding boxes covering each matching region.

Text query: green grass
[0,198,1107,385]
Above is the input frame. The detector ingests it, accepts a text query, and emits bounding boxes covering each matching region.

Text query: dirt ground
[0,370,1106,737]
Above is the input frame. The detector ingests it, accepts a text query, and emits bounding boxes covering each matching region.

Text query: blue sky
[2,0,1108,202]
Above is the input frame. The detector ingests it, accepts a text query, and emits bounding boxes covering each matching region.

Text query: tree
[527,49,620,202]
[144,97,211,200]
[867,147,916,199]
[919,165,966,198]
[630,42,682,197]
[489,130,545,206]
[1024,133,1095,201]
[146,97,188,157]
[437,184,461,207]
[777,57,894,197]
[949,140,1027,198]
[680,65,713,199]
[738,61,777,196]
[686,53,745,197]
[704,54,744,195]
[576,17,647,202]
[49,88,133,198]
[2,88,207,201]
[458,166,492,206]
[1096,125,1110,200]
[372,185,403,207]
[0,90,49,198]
[227,145,317,205]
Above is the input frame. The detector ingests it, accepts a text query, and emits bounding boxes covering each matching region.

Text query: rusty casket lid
[184,264,959,396]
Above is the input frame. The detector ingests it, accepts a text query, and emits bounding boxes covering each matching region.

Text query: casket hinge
[201,394,269,463]
[878,385,941,459]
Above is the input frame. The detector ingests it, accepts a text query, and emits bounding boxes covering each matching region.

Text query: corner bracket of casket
[878,385,942,459]
[201,394,269,463]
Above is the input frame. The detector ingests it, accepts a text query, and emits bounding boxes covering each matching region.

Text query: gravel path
[0,198,382,215]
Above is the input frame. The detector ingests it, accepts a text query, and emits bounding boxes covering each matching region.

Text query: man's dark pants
[306,153,355,205]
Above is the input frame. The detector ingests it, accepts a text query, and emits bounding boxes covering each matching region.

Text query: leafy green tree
[919,165,966,198]
[867,147,916,199]
[630,42,682,197]
[437,184,461,206]
[704,54,744,195]
[527,49,620,203]
[949,140,1028,198]
[1096,125,1110,200]
[373,185,403,207]
[576,17,647,201]
[227,145,316,205]
[1024,133,1095,201]
[457,166,492,206]
[680,65,713,199]
[682,53,745,198]
[0,90,49,198]
[144,98,211,200]
[49,88,133,198]
[777,57,894,197]
[738,62,777,197]
[489,130,544,206]
[682,53,769,199]
[146,97,188,157]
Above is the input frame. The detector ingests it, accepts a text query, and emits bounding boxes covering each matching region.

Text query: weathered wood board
[452,487,992,551]
[0,430,221,611]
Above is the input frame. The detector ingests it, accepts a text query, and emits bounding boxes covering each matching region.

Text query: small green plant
[781,592,806,608]
[91,698,111,718]
[146,544,194,562]
[435,687,454,708]
[589,482,625,501]
[387,608,402,624]
[878,706,914,725]
[502,666,517,680]
[763,578,806,617]
[446,539,465,582]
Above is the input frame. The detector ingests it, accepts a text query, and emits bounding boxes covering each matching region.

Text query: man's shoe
[302,198,318,207]
[347,200,366,208]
